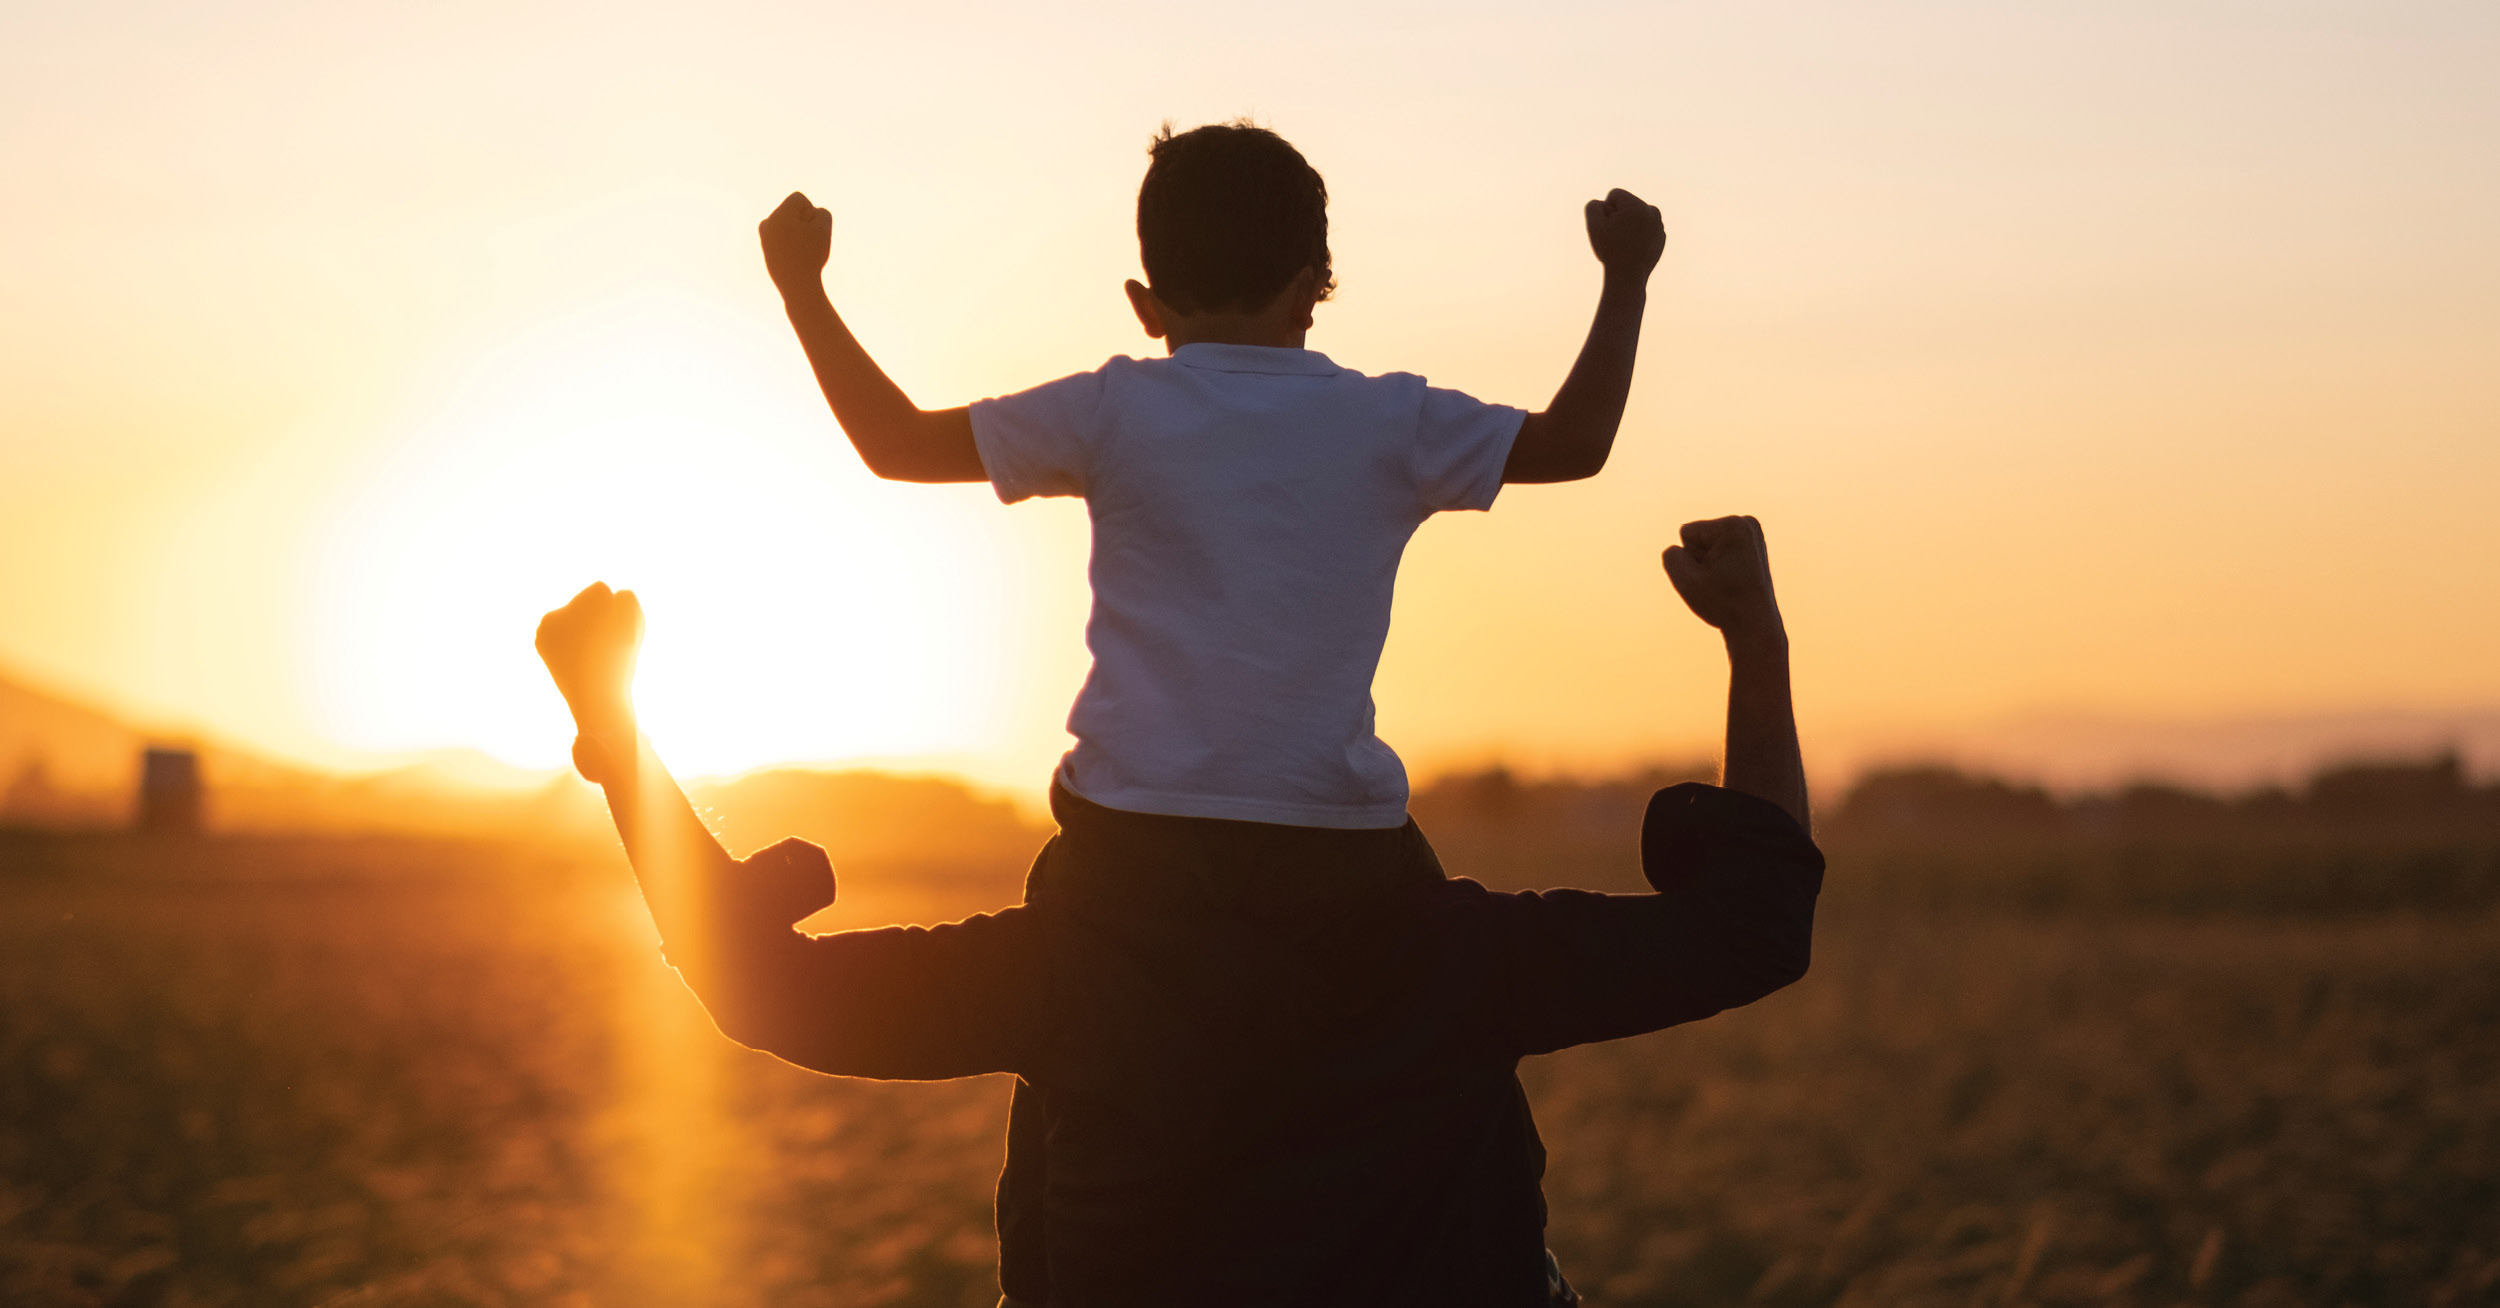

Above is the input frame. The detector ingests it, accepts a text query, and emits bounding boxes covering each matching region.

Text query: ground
[2,830,2495,1306]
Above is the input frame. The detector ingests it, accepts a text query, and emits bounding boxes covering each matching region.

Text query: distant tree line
[1830,752,2498,841]
[1413,753,2500,913]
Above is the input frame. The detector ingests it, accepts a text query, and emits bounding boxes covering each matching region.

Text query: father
[535,515,1823,1308]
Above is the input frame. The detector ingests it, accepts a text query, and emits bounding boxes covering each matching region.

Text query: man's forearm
[578,719,740,941]
[1719,635,1808,834]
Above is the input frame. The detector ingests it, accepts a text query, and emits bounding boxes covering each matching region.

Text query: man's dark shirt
[668,783,1823,1308]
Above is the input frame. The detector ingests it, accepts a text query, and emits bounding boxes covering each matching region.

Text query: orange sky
[2,1,2495,796]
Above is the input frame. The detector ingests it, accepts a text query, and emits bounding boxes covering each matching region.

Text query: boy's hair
[1137,121,1336,316]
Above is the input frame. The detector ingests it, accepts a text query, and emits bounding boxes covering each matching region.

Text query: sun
[307,295,1016,777]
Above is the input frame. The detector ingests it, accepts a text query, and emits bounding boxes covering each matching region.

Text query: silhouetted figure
[536,516,1816,1307]
[136,746,202,835]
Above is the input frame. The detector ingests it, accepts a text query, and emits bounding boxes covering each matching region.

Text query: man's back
[535,513,1811,1308]
[669,781,1818,1307]
[1022,785,1548,1305]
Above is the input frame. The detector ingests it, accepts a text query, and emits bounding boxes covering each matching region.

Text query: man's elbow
[1765,890,1819,991]
[683,969,828,1065]
[664,932,817,1057]
[1692,949,1808,1019]
[1730,923,1814,1006]
[1766,936,1813,994]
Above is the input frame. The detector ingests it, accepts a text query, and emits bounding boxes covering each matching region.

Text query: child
[758,122,1664,1304]
[759,121,1661,829]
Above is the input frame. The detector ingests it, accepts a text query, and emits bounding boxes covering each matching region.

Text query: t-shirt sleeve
[1412,384,1527,514]
[969,366,1111,504]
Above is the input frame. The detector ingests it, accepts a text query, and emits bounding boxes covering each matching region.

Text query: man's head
[1128,122,1333,345]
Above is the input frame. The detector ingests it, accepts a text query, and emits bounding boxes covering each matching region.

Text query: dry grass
[1530,901,2500,1306]
[3,832,2496,1306]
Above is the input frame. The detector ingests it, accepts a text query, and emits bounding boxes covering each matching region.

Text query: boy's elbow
[1505,416,1614,484]
[849,437,915,481]
[849,412,975,484]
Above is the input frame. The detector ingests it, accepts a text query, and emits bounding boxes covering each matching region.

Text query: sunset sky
[3,0,2495,797]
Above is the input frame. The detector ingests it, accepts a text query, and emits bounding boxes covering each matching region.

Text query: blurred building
[136,747,203,835]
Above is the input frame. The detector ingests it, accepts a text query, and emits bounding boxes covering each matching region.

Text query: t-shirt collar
[1168,342,1342,376]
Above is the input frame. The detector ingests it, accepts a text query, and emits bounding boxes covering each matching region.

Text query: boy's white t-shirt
[970,342,1524,829]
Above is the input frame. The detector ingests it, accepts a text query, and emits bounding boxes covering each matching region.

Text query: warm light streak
[307,298,1014,777]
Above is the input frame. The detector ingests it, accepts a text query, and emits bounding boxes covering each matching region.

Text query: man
[535,515,1820,1307]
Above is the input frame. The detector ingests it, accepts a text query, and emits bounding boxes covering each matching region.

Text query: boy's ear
[1287,266,1320,331]
[1123,279,1168,340]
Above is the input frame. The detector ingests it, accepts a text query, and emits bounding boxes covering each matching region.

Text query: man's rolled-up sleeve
[1469,783,1825,1059]
[663,840,1049,1081]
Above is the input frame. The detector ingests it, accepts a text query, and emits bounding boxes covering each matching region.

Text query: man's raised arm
[760,192,987,484]
[1472,516,1820,1059]
[535,581,835,976]
[1662,514,1807,830]
[534,583,1039,1079]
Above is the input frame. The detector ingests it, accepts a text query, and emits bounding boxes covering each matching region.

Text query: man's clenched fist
[535,582,644,744]
[1662,516,1785,649]
[759,191,833,294]
[1584,188,1666,278]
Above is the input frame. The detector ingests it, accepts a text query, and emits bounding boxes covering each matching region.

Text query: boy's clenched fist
[1584,188,1666,278]
[759,191,834,294]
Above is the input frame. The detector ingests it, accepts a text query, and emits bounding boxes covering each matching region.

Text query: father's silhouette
[536,515,1821,1308]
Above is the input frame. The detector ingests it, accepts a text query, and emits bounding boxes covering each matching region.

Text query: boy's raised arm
[761,192,988,484]
[1502,189,1666,485]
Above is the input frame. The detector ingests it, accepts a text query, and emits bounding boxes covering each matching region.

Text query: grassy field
[3,829,2496,1307]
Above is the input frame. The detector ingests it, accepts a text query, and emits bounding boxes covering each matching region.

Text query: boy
[758,121,1662,827]
[759,123,1665,1301]
[535,517,1818,1307]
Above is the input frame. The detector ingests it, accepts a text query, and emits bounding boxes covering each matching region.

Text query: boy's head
[1136,122,1335,317]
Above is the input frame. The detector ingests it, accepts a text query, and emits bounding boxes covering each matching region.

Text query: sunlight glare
[309,295,1010,776]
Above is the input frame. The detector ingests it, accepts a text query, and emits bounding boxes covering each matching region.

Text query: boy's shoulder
[1098,345,1431,395]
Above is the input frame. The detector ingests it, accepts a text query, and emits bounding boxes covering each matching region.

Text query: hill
[0,668,1047,863]
[0,665,145,821]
